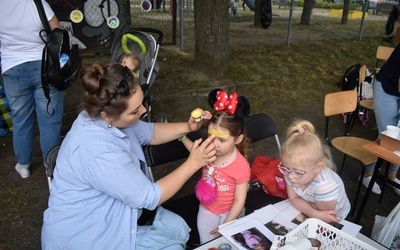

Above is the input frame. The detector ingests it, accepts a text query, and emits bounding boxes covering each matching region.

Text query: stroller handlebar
[130,27,163,45]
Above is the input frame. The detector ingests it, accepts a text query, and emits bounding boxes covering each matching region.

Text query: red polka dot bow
[213,90,238,115]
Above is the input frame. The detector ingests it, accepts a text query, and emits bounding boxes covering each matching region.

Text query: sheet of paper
[219,205,281,231]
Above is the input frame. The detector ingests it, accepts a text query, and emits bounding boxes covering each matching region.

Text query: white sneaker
[15,163,30,178]
[390,178,400,196]
[362,176,381,194]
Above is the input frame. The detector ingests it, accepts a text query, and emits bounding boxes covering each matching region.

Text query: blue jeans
[2,60,63,165]
[365,80,400,173]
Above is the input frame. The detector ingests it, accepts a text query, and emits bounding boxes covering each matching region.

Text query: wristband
[178,135,186,142]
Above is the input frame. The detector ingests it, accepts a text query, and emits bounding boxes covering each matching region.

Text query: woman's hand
[188,108,212,132]
[188,134,216,169]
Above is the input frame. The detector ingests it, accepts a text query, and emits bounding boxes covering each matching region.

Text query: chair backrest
[324,90,358,143]
[375,46,394,70]
[244,113,281,150]
[358,64,366,86]
[356,64,367,100]
[143,113,281,182]
[44,145,61,192]
[324,90,358,117]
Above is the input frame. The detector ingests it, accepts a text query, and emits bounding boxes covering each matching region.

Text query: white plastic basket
[284,218,377,250]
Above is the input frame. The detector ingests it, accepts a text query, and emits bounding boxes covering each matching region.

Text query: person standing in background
[0,0,64,178]
[362,42,400,196]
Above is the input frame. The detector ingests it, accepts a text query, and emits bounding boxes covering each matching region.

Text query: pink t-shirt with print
[202,151,250,215]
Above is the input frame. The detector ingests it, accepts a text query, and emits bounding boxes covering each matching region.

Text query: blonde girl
[279,120,351,224]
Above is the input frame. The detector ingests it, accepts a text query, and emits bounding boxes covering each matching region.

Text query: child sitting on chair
[120,53,140,78]
[279,120,351,224]
[181,89,251,244]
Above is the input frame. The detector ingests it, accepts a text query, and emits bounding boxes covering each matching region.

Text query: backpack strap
[33,0,51,32]
[33,0,54,115]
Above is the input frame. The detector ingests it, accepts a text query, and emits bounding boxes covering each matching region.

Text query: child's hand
[317,210,341,224]
[210,227,221,238]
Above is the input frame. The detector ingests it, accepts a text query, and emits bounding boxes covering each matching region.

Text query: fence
[130,0,399,50]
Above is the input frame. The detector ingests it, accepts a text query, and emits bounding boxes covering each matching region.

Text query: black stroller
[110,27,163,122]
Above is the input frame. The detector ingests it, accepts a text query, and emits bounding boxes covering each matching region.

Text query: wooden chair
[324,90,378,215]
[359,46,394,112]
[357,64,374,111]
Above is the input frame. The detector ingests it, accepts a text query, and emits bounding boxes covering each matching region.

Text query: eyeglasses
[277,161,316,179]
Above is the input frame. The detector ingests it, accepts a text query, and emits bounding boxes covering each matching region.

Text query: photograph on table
[265,220,291,235]
[219,219,273,250]
[290,211,344,230]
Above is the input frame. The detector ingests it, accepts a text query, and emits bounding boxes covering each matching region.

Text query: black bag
[336,64,373,125]
[33,0,82,111]
[39,28,81,91]
[336,63,362,91]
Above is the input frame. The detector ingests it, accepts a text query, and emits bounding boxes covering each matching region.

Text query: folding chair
[324,90,378,215]
[44,145,61,192]
[244,113,285,215]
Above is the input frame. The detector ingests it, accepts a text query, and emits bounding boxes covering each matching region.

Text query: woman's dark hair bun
[80,63,104,95]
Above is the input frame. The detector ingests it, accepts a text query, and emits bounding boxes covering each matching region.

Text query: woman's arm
[156,135,216,204]
[151,109,212,145]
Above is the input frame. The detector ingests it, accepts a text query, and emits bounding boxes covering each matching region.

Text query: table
[195,225,388,250]
[195,197,389,250]
[355,140,400,224]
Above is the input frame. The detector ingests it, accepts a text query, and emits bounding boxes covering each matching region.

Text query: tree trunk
[300,0,315,25]
[194,0,230,76]
[341,0,350,24]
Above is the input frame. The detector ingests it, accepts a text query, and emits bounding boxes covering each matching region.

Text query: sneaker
[362,176,381,194]
[15,163,30,178]
[390,178,400,195]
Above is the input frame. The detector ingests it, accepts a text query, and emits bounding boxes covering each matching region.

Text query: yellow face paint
[208,129,230,139]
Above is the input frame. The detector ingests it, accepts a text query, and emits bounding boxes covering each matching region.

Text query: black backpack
[336,64,373,125]
[40,29,81,92]
[336,63,362,91]
[33,0,82,113]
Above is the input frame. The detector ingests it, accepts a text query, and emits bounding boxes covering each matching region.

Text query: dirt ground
[1,7,399,249]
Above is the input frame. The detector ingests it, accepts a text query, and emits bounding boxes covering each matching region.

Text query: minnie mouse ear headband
[208,89,250,119]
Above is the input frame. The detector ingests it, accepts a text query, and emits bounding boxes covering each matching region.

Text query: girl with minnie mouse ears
[180,89,252,244]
